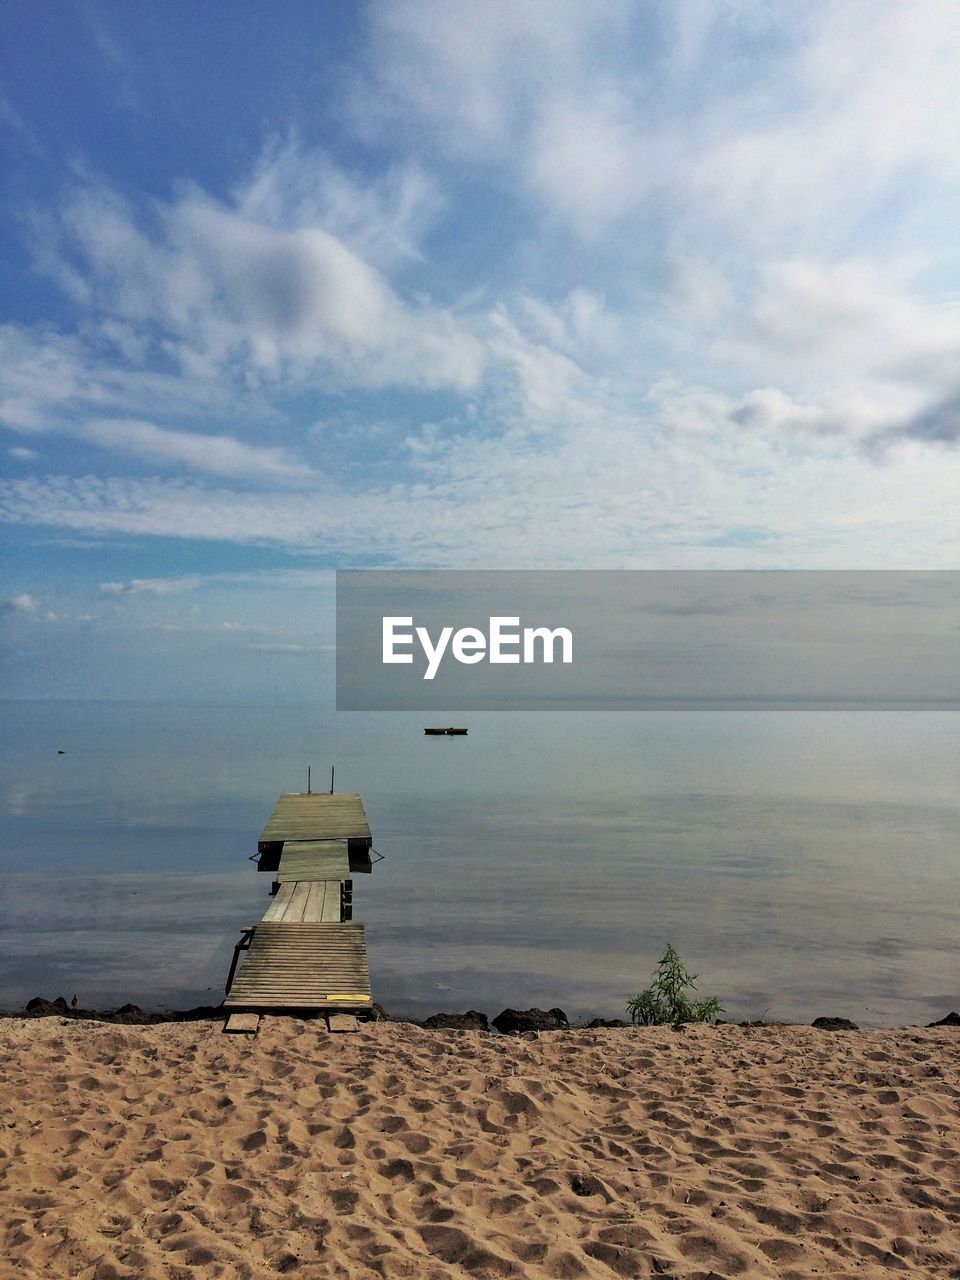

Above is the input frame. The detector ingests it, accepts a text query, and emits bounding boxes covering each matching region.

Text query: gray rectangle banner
[335,570,960,711]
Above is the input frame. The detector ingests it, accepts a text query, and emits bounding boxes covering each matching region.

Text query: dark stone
[3,999,372,1026]
[812,1016,859,1031]
[24,997,69,1016]
[927,1011,960,1027]
[136,1005,224,1024]
[106,1004,151,1025]
[422,1010,490,1032]
[11,1001,227,1025]
[491,1006,570,1034]
[585,1017,628,1029]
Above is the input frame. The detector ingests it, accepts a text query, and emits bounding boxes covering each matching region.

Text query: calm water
[1,700,957,1026]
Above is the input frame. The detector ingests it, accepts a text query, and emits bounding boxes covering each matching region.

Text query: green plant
[627,944,723,1026]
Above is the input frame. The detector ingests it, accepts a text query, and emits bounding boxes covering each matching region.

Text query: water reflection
[0,701,957,1024]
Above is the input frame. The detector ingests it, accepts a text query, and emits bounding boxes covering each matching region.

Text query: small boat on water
[424,727,468,736]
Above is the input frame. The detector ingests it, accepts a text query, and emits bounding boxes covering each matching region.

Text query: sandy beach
[1,1016,959,1279]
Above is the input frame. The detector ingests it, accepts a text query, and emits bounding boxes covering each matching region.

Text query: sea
[1,699,957,1027]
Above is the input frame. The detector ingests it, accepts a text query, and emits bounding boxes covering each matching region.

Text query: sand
[1,1017,959,1279]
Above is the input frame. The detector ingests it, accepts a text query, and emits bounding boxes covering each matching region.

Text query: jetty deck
[224,923,371,1010]
[261,880,343,923]
[276,840,350,883]
[258,793,371,848]
[224,790,376,1013]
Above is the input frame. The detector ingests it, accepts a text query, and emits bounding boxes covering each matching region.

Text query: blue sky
[3,2,960,699]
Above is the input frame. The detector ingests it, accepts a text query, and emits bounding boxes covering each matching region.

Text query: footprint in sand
[378,1157,415,1183]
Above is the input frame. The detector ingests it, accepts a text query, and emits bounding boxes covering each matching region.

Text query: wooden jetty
[262,880,344,923]
[224,791,375,1013]
[225,924,371,1010]
[257,792,372,873]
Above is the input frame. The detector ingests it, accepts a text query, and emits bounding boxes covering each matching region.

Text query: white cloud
[1,145,489,482]
[712,259,960,442]
[136,619,273,635]
[4,388,959,569]
[31,166,485,393]
[4,593,41,614]
[0,322,243,434]
[0,325,95,431]
[8,446,36,460]
[238,139,443,269]
[4,2,960,591]
[728,260,960,374]
[248,642,311,653]
[83,418,318,485]
[727,388,829,436]
[526,86,656,239]
[363,0,631,152]
[363,2,960,265]
[0,592,63,623]
[98,576,202,597]
[362,0,645,237]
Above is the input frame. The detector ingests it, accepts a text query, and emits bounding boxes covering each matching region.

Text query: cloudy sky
[3,1,960,699]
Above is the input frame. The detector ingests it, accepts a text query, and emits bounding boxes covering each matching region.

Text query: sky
[3,1,960,701]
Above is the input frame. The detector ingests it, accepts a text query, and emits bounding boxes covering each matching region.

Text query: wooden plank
[265,879,334,924]
[224,1012,260,1034]
[303,881,325,922]
[259,794,371,848]
[276,840,350,883]
[224,922,372,1010]
[261,881,340,924]
[261,882,295,923]
[327,1014,360,1033]
[289,881,310,922]
[261,880,291,921]
[316,881,340,922]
